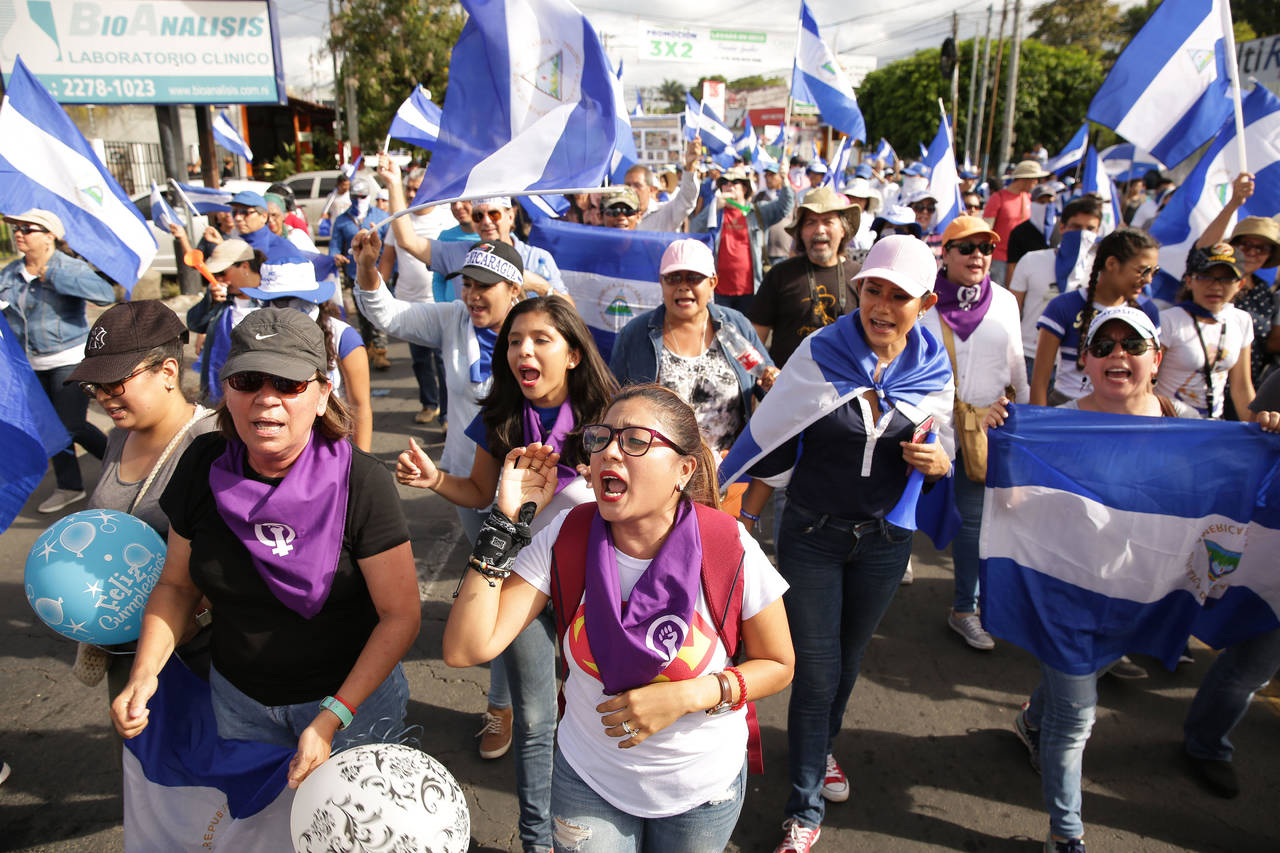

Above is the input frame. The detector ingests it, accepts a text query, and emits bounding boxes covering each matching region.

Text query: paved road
[2,334,1278,853]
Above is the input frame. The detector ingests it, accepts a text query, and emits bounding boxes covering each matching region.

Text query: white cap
[473,196,513,209]
[1086,306,1159,346]
[851,234,938,298]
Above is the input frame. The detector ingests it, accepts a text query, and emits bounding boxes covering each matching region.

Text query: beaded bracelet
[738,509,761,523]
[725,665,747,711]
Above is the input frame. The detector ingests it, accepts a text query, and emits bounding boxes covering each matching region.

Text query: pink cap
[851,234,939,298]
[659,238,717,279]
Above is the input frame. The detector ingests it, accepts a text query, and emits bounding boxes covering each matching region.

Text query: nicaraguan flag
[733,117,757,156]
[171,181,233,215]
[527,219,711,360]
[212,110,254,162]
[769,124,788,148]
[823,136,851,190]
[0,57,157,289]
[1044,124,1089,174]
[922,108,963,232]
[1079,146,1122,235]
[606,54,638,181]
[1087,0,1231,168]
[1149,83,1280,303]
[980,405,1280,675]
[518,193,570,222]
[1099,142,1164,182]
[683,93,734,153]
[0,312,70,532]
[414,0,616,204]
[873,137,897,166]
[791,1,866,142]
[149,182,182,233]
[388,85,443,150]
[123,658,294,852]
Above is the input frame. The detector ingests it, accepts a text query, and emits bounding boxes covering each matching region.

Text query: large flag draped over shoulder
[792,1,866,142]
[388,85,443,150]
[527,219,711,360]
[922,108,963,232]
[0,313,70,532]
[1149,83,1280,301]
[0,57,157,289]
[980,406,1280,675]
[213,110,254,162]
[412,0,616,204]
[1086,0,1231,168]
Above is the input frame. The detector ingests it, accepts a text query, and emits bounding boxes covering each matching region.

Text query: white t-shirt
[1156,304,1252,418]
[513,507,788,819]
[384,212,438,303]
[919,285,1029,407]
[1008,247,1077,354]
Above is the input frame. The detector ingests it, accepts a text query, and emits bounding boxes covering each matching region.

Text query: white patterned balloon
[291,743,470,853]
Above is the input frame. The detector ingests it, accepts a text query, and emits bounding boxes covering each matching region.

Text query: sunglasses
[230,206,262,218]
[10,223,48,235]
[225,372,317,395]
[661,271,709,286]
[471,209,505,224]
[582,424,688,457]
[1190,273,1240,285]
[1234,239,1271,255]
[79,364,154,399]
[1086,337,1154,358]
[1133,264,1160,278]
[947,241,995,256]
[604,205,639,217]
[911,203,937,213]
[964,203,982,212]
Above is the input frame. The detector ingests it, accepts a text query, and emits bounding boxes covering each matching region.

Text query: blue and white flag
[683,93,734,153]
[824,136,852,190]
[733,117,757,156]
[518,193,570,222]
[1149,83,1280,303]
[922,108,964,232]
[607,54,639,181]
[149,183,182,233]
[981,405,1280,675]
[341,154,363,180]
[212,110,254,162]
[527,219,711,360]
[0,312,70,532]
[414,0,616,204]
[769,124,789,148]
[123,658,294,851]
[1044,124,1089,174]
[1079,147,1122,235]
[632,90,644,117]
[1087,0,1231,168]
[791,1,866,142]
[0,57,157,289]
[171,181,233,215]
[1099,142,1162,180]
[873,137,897,166]
[388,85,443,150]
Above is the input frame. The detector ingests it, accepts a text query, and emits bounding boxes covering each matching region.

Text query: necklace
[663,314,710,358]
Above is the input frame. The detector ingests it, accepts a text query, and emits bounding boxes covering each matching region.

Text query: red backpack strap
[550,503,598,715]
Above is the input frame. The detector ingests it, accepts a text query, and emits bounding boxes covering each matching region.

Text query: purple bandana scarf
[521,399,578,495]
[933,269,993,341]
[210,432,352,618]
[584,500,702,695]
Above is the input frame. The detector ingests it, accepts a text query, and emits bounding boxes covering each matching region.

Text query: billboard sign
[0,0,286,105]
[639,21,769,66]
[1238,33,1280,97]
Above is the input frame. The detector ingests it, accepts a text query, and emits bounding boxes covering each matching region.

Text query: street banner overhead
[0,0,286,105]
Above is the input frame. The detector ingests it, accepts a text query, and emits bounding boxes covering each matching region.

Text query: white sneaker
[900,559,914,585]
[821,753,850,802]
[948,611,996,650]
[0,761,10,786]
[38,488,86,514]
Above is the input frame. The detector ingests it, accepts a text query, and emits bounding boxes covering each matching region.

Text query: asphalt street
[2,331,1278,853]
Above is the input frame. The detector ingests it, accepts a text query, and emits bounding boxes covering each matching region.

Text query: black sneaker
[1014,703,1041,774]
[1184,752,1240,798]
[1045,834,1086,852]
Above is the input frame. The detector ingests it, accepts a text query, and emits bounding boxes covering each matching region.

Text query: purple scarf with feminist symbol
[584,500,702,694]
[521,399,578,495]
[209,432,352,618]
[933,269,993,341]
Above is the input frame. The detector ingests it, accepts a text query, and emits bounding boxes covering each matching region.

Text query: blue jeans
[409,342,446,415]
[502,609,559,852]
[209,663,409,753]
[550,747,746,853]
[776,501,915,828]
[1184,626,1280,762]
[1025,663,1099,840]
[951,447,985,613]
[38,363,107,491]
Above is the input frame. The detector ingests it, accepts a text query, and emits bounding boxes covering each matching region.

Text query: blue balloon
[25,509,166,645]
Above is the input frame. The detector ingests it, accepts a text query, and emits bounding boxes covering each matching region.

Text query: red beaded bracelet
[725,665,747,711]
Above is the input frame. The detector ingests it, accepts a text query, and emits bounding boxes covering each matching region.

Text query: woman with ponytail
[1030,228,1161,406]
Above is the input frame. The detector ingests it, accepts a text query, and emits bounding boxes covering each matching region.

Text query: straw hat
[1229,216,1280,269]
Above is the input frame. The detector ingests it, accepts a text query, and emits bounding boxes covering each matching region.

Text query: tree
[1028,0,1124,55]
[329,0,465,148]
[657,79,689,113]
[727,74,786,90]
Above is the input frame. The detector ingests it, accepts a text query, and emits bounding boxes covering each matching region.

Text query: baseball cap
[219,307,328,382]
[659,239,717,279]
[762,162,781,174]
[1085,306,1159,347]
[851,234,938,298]
[958,168,980,180]
[376,188,389,201]
[205,239,255,273]
[5,209,65,239]
[1186,242,1246,280]
[238,253,336,304]
[1031,181,1064,200]
[230,190,268,210]
[349,177,374,198]
[941,215,999,246]
[444,240,524,285]
[902,163,930,177]
[67,301,188,385]
[600,186,641,214]
[806,161,829,174]
[473,197,513,209]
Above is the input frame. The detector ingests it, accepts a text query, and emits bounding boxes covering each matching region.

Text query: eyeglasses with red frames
[470,209,505,224]
[78,364,155,398]
[225,372,318,395]
[581,424,689,457]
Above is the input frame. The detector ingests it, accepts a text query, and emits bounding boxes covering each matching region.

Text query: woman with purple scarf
[442,384,794,853]
[917,216,1028,652]
[111,308,420,790]
[396,295,616,853]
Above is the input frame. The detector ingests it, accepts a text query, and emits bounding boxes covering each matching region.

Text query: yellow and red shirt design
[566,601,719,684]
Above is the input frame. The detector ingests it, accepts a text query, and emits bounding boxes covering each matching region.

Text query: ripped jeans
[549,747,745,853]
[1023,663,1100,840]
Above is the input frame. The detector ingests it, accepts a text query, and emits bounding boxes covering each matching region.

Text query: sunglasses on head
[226,372,317,395]
[471,209,505,224]
[1086,337,1154,358]
[581,424,687,457]
[947,241,995,256]
[10,222,48,235]
[78,364,154,399]
[661,271,708,286]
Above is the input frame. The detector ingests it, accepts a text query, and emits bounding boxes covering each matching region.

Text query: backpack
[549,501,764,774]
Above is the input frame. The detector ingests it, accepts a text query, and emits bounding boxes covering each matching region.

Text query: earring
[165,384,174,391]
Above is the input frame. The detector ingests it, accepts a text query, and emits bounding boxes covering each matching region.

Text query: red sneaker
[821,753,850,802]
[775,818,821,853]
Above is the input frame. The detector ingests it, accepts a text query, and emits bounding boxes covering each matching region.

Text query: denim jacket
[690,184,795,292]
[609,302,774,425]
[0,252,116,357]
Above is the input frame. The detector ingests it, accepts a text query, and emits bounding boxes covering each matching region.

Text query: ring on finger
[621,720,637,737]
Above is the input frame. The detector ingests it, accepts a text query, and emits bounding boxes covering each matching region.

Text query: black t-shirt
[161,432,410,705]
[749,255,859,366]
[1006,220,1048,268]
[1251,370,1280,414]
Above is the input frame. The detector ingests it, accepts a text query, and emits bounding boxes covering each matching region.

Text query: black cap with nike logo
[219,307,328,383]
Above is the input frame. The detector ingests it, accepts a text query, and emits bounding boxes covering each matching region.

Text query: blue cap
[958,168,979,179]
[230,190,268,210]
[853,163,873,179]
[902,162,930,177]
[762,162,780,174]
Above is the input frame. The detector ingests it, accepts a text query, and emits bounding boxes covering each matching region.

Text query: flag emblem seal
[1185,48,1214,74]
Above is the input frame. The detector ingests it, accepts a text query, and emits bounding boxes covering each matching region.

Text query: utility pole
[154,105,200,295]
[998,0,1023,173]
[981,0,1008,182]
[950,12,961,136]
[328,0,344,164]
[964,22,980,166]
[973,6,993,172]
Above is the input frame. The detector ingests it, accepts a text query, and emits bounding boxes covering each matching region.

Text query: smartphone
[911,416,934,444]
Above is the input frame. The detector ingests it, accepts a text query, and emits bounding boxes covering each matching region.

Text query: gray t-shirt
[89,409,220,535]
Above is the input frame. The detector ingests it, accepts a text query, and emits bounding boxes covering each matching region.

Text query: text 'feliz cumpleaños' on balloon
[291,743,470,853]
[24,509,165,646]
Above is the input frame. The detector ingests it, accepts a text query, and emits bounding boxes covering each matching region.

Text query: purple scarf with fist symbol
[584,499,702,694]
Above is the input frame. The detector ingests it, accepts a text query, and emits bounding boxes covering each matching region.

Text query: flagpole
[780,2,804,172]
[390,187,616,222]
[1219,0,1248,170]
[382,132,392,154]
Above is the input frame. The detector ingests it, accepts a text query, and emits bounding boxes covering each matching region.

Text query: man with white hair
[623,139,701,232]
